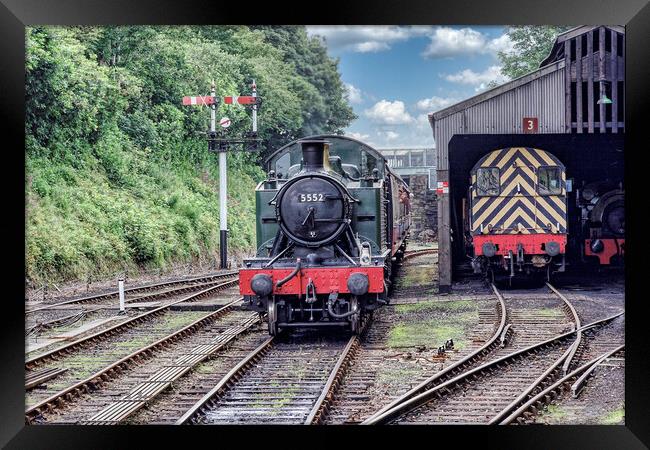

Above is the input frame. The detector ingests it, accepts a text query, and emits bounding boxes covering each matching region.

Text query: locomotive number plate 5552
[299,193,325,202]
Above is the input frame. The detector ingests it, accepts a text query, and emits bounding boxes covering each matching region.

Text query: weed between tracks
[534,307,565,318]
[387,301,478,350]
[599,405,624,424]
[543,404,568,420]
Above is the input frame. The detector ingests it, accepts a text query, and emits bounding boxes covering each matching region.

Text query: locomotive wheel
[267,297,278,336]
[350,296,360,334]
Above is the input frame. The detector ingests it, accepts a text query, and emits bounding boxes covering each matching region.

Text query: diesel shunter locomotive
[239,136,411,335]
[467,147,567,280]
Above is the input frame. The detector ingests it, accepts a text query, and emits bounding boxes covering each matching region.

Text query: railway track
[25,279,239,421]
[361,287,623,425]
[25,294,255,424]
[402,248,438,260]
[176,319,369,425]
[59,312,262,424]
[26,272,240,350]
[501,345,625,425]
[503,310,625,425]
[26,271,238,313]
[26,278,238,369]
[322,288,504,424]
[321,281,578,424]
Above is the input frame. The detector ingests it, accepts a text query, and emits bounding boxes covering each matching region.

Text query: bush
[25,25,354,284]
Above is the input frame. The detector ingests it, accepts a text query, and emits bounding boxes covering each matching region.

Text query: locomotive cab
[467,147,568,280]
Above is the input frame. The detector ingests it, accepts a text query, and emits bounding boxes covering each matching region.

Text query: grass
[599,405,625,425]
[26,142,263,285]
[395,300,474,314]
[387,300,479,349]
[535,307,565,318]
[543,404,567,420]
[377,366,422,385]
[195,363,217,374]
[394,266,437,290]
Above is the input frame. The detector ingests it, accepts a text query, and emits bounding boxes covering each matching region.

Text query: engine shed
[428,25,625,292]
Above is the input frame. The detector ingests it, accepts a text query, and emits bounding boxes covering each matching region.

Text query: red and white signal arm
[182,95,216,106]
[223,96,257,105]
[436,181,449,195]
[523,117,539,133]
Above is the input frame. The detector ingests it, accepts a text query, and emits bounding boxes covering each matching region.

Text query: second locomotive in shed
[467,146,567,280]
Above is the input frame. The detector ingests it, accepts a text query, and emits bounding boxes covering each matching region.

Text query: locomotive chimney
[300,139,330,172]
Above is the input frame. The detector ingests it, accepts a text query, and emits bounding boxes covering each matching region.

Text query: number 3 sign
[523,117,539,133]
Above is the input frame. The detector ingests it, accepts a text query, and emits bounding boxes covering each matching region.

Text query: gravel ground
[535,362,625,425]
[532,270,625,425]
[25,263,240,304]
[325,249,498,423]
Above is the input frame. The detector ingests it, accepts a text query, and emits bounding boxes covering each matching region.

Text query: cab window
[538,166,562,195]
[476,167,500,196]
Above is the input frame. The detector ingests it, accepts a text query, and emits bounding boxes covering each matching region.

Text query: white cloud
[416,113,432,127]
[307,26,432,53]
[364,100,414,125]
[422,27,512,58]
[443,65,509,89]
[355,41,390,53]
[378,130,400,141]
[416,96,458,111]
[346,131,370,141]
[307,25,513,60]
[487,33,515,55]
[344,83,362,104]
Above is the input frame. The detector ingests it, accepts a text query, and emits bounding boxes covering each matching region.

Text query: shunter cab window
[476,167,500,196]
[538,166,562,195]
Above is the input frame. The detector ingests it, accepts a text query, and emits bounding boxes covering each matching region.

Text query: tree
[252,26,357,145]
[25,26,359,282]
[497,26,573,80]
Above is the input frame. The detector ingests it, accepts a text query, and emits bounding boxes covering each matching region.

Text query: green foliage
[25,26,355,283]
[252,26,357,154]
[497,26,573,80]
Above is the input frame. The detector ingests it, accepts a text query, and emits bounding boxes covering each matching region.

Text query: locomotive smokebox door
[274,139,352,248]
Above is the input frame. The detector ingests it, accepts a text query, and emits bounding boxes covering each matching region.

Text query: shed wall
[435,65,566,170]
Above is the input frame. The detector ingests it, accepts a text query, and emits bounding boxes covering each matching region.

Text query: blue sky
[306,26,514,148]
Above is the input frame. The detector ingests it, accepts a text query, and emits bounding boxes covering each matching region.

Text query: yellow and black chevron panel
[470,147,567,235]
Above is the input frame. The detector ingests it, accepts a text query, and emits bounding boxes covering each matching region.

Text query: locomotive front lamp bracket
[360,242,372,266]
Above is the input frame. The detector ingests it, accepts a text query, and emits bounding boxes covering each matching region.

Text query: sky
[306,26,514,149]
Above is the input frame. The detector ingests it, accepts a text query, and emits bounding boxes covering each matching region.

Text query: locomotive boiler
[578,181,625,265]
[239,136,411,335]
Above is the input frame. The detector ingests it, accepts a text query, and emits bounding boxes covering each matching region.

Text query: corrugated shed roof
[428,25,625,128]
[428,59,564,126]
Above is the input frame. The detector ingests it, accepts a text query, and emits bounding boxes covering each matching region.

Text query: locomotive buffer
[182,81,261,269]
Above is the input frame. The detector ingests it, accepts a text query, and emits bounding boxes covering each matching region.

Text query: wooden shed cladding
[430,26,626,171]
[428,25,625,292]
[563,27,625,134]
[431,61,566,171]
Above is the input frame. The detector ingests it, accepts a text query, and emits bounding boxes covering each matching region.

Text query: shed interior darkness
[447,133,624,278]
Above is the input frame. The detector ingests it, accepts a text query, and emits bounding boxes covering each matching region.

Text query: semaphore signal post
[182,80,261,269]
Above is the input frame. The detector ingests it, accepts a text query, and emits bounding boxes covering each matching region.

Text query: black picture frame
[1,0,648,448]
